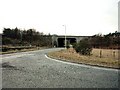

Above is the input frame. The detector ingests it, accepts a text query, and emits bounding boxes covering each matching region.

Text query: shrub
[73,39,92,55]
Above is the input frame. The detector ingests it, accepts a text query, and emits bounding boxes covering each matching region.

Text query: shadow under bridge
[57,38,76,47]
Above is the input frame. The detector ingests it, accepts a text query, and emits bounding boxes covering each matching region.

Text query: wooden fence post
[100,49,102,58]
[113,51,115,59]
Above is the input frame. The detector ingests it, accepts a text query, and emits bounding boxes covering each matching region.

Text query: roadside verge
[46,49,119,69]
[45,54,118,71]
[1,47,49,55]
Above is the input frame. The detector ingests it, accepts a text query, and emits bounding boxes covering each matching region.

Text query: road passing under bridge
[1,48,119,88]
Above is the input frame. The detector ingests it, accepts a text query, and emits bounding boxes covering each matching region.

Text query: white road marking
[45,54,119,71]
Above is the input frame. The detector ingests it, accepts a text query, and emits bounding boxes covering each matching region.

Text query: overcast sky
[0,0,119,36]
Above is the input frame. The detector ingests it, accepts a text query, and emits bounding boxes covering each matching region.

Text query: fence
[92,48,119,60]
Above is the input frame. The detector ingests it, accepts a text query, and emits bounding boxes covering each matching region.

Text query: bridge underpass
[57,38,76,47]
[52,35,90,47]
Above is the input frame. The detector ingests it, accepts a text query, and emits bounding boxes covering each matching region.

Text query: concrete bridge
[52,35,90,47]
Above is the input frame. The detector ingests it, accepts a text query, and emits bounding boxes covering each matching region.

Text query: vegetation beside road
[1,27,52,54]
[48,48,119,69]
[50,31,120,69]
[0,46,48,54]
[2,27,52,47]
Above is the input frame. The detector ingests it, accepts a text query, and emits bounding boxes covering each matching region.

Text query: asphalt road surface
[1,48,119,88]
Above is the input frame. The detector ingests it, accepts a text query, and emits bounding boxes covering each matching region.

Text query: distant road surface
[1,48,119,88]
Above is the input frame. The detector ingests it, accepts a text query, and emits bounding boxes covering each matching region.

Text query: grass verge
[0,47,48,55]
[48,48,120,69]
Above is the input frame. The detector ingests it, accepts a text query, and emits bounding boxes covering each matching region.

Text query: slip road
[1,48,119,88]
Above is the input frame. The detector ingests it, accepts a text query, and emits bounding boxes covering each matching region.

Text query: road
[1,48,119,88]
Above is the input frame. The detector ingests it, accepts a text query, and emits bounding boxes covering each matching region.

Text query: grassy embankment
[48,48,120,69]
[0,46,48,54]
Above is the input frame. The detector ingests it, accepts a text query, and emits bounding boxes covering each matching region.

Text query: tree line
[89,31,120,49]
[2,27,120,49]
[71,31,120,55]
[2,27,52,47]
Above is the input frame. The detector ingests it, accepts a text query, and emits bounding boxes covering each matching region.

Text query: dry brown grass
[48,48,120,69]
[92,48,119,60]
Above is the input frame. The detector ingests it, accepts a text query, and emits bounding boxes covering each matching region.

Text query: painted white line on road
[45,54,119,71]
